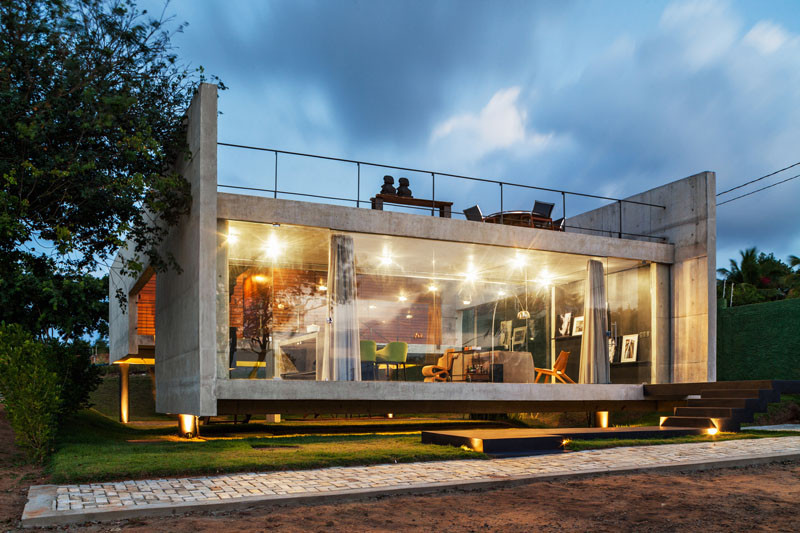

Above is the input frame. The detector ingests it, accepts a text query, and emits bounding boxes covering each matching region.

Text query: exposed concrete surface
[21,437,800,528]
[217,193,675,264]
[568,172,716,383]
[214,380,646,402]
[154,83,219,416]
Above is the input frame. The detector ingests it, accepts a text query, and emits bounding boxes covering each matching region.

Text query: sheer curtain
[319,234,361,381]
[579,259,611,384]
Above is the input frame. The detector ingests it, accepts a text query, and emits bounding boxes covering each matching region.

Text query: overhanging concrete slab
[217,194,674,264]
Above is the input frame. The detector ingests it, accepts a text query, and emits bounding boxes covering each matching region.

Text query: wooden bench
[370,193,453,218]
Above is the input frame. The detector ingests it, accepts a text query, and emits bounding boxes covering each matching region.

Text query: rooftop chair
[422,349,457,382]
[534,350,575,384]
[532,200,555,219]
[360,340,378,381]
[464,205,485,222]
[376,341,409,381]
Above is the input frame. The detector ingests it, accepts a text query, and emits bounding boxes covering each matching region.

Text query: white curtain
[319,234,361,381]
[579,259,610,384]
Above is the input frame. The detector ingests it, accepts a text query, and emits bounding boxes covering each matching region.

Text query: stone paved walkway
[22,436,800,527]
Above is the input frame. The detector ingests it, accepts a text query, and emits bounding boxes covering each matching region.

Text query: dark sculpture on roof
[380,175,396,195]
[397,177,412,197]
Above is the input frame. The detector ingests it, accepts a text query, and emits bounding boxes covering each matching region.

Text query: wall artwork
[621,334,639,362]
[572,316,584,336]
[558,312,572,337]
[512,326,527,349]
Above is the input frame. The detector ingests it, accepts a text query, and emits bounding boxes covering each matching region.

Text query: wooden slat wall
[136,276,156,336]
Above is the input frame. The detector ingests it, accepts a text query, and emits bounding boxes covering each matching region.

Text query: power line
[717,160,800,196]
[716,172,800,206]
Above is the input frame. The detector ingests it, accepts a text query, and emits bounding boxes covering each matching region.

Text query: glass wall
[224,220,655,384]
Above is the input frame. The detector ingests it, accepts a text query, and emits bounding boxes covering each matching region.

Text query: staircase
[645,380,800,433]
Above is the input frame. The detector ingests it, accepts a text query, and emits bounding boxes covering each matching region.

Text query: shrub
[0,324,61,462]
[43,339,103,417]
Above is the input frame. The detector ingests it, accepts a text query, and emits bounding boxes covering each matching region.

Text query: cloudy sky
[152,0,800,269]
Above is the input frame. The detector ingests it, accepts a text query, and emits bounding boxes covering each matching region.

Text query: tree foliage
[717,247,800,306]
[1,0,221,294]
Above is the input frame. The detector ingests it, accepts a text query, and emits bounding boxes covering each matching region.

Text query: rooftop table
[484,210,562,230]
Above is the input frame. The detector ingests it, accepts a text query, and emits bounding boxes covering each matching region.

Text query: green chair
[360,340,377,381]
[376,341,409,381]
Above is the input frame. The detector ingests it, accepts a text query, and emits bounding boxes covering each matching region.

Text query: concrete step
[660,416,717,429]
[661,416,740,432]
[700,389,778,401]
[686,398,760,409]
[674,406,752,422]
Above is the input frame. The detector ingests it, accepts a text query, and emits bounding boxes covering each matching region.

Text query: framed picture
[572,316,584,336]
[621,334,639,362]
[558,312,572,337]
[608,337,617,363]
[511,326,526,348]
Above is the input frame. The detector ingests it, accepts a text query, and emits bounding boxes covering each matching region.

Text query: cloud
[743,21,791,54]
[429,87,554,165]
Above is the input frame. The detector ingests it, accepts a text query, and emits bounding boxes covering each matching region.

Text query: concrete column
[650,263,671,383]
[216,219,230,381]
[119,363,130,424]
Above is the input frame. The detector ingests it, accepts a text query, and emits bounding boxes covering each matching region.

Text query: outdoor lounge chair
[464,205,485,222]
[534,350,575,384]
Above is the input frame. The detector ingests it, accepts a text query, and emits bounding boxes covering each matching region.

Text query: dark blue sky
[153,0,800,269]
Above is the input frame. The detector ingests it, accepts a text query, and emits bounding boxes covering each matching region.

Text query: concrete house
[109,84,716,428]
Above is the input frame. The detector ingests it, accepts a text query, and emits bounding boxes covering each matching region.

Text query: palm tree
[717,247,760,285]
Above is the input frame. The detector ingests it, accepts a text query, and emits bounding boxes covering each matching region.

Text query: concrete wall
[108,245,137,364]
[154,83,219,416]
[567,172,717,382]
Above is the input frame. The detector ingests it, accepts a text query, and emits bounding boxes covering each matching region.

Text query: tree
[717,247,798,306]
[0,0,222,294]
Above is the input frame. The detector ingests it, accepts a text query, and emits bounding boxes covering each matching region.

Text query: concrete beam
[217,194,674,264]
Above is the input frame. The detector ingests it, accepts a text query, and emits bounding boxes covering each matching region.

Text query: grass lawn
[49,410,485,483]
[564,430,800,451]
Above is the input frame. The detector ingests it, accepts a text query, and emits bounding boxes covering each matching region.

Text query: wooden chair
[534,350,575,384]
[422,349,458,382]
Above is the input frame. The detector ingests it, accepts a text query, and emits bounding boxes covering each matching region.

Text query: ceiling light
[511,253,526,269]
[406,314,413,319]
[264,234,282,259]
[318,285,327,292]
[227,232,239,244]
[253,275,268,284]
[428,284,438,292]
[463,299,472,305]
[368,304,376,309]
[517,310,531,319]
[398,294,407,302]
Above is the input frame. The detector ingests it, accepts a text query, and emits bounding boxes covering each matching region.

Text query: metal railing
[217,142,667,242]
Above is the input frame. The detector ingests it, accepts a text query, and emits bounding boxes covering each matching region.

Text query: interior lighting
[497,289,507,297]
[277,303,284,309]
[462,298,472,305]
[707,427,719,436]
[227,232,239,244]
[516,310,531,319]
[428,284,438,292]
[406,314,413,319]
[253,275,269,284]
[368,304,377,309]
[463,266,478,283]
[264,234,283,259]
[510,252,526,269]
[536,271,554,287]
[398,294,408,302]
[318,285,327,292]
